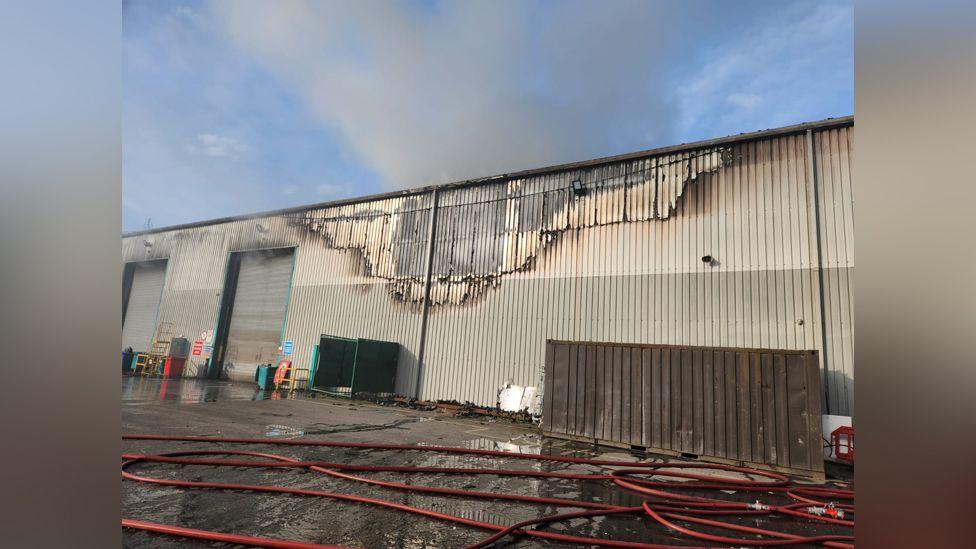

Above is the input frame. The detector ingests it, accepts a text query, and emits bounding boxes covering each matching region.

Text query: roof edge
[123,115,852,238]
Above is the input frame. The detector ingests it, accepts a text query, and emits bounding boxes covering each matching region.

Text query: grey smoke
[208,0,717,189]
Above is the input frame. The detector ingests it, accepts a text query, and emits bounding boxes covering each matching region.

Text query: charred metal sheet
[297,146,733,306]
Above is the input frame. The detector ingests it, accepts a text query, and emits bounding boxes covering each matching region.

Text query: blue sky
[123,0,852,231]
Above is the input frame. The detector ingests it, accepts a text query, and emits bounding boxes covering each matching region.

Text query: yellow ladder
[279,368,310,391]
[274,361,310,392]
[139,322,174,377]
[132,353,152,376]
[149,322,173,358]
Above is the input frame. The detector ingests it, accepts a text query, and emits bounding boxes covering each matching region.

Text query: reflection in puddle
[122,376,294,405]
[265,424,306,438]
[462,437,542,455]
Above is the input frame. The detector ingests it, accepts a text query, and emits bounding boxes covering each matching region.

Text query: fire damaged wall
[121,118,854,416]
[296,147,732,306]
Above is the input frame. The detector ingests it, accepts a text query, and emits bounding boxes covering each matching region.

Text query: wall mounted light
[255,223,268,233]
[142,239,152,248]
[571,179,586,197]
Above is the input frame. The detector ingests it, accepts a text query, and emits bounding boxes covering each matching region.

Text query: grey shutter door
[223,248,295,381]
[122,261,167,353]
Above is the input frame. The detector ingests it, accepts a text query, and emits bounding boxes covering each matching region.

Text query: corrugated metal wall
[813,126,855,415]
[121,120,854,415]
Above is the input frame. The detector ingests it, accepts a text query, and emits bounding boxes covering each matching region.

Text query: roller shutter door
[223,248,294,381]
[122,260,167,353]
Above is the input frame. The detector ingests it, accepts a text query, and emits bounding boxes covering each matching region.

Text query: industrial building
[122,116,854,420]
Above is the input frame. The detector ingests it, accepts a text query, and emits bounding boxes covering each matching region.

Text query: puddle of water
[462,437,543,455]
[122,376,296,405]
[123,377,851,548]
[265,424,306,438]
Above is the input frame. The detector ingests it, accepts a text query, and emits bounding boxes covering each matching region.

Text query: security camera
[701,255,713,263]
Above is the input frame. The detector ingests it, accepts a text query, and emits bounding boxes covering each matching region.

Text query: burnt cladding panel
[392,196,428,278]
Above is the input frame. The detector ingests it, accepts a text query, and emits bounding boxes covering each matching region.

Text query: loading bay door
[121,260,167,353]
[220,248,295,381]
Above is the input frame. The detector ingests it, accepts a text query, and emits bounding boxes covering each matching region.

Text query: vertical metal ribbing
[806,129,831,414]
[413,188,440,398]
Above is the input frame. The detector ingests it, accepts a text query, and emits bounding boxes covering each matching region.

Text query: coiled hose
[121,434,854,548]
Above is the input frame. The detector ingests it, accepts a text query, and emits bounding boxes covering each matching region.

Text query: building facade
[122,117,854,416]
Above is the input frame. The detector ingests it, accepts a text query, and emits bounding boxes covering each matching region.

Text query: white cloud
[727,93,763,109]
[676,1,852,137]
[191,133,246,158]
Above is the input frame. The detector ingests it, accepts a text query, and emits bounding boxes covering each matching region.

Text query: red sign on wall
[191,340,204,356]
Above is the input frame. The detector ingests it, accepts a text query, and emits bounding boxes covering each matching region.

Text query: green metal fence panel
[310,335,399,397]
[352,339,399,394]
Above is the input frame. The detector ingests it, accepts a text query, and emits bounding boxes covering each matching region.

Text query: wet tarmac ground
[122,377,852,548]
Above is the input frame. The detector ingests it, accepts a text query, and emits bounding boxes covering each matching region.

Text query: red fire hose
[122,433,854,548]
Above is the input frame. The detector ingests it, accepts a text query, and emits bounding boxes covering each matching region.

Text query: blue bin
[256,365,278,391]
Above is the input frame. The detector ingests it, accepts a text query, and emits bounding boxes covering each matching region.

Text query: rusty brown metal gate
[542,340,824,476]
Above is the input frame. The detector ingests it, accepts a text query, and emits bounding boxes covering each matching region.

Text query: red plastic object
[831,425,855,462]
[273,360,292,385]
[162,357,186,379]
